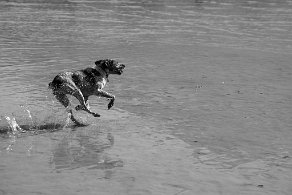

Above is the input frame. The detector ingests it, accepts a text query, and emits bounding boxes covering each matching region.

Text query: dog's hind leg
[73,90,100,117]
[75,96,90,111]
[54,93,70,108]
[67,110,86,126]
[54,93,87,126]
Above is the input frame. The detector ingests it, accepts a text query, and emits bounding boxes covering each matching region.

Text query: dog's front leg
[96,90,115,110]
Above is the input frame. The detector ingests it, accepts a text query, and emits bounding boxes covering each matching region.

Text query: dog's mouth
[116,64,125,75]
[107,63,125,75]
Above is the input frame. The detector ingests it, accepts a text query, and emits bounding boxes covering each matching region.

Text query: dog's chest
[99,77,107,89]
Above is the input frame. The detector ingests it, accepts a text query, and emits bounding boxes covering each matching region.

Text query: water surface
[1,0,292,194]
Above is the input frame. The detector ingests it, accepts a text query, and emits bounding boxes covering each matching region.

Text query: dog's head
[95,59,125,75]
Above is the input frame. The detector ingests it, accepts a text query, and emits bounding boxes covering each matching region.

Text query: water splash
[0,91,93,136]
[5,116,25,134]
[0,100,68,135]
[3,116,24,152]
[20,104,34,129]
[0,99,69,152]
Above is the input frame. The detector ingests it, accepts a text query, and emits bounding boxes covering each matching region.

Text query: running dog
[49,59,125,125]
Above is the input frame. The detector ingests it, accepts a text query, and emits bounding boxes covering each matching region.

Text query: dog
[49,59,125,125]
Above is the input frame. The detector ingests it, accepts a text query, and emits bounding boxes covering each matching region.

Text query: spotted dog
[49,59,125,125]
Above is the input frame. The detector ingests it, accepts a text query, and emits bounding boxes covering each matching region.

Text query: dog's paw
[75,105,83,111]
[92,113,101,117]
[75,104,90,111]
[108,99,114,110]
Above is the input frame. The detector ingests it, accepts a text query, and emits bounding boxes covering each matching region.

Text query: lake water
[1,0,292,194]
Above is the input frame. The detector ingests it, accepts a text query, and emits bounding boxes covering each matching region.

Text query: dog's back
[48,68,105,96]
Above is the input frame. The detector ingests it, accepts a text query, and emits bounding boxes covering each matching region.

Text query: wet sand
[1,107,292,195]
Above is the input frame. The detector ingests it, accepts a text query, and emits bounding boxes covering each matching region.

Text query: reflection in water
[51,131,123,170]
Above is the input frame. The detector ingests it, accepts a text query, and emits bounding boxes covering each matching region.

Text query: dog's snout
[120,64,125,69]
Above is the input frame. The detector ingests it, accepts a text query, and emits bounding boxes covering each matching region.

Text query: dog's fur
[49,59,125,124]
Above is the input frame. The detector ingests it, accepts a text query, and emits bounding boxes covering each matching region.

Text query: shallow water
[1,0,292,194]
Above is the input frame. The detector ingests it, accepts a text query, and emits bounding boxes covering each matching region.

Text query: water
[1,0,292,194]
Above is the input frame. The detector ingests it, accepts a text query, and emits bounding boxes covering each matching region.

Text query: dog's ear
[95,59,113,69]
[95,60,102,66]
[95,60,106,69]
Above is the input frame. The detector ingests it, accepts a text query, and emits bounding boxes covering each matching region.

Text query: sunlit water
[1,0,292,194]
